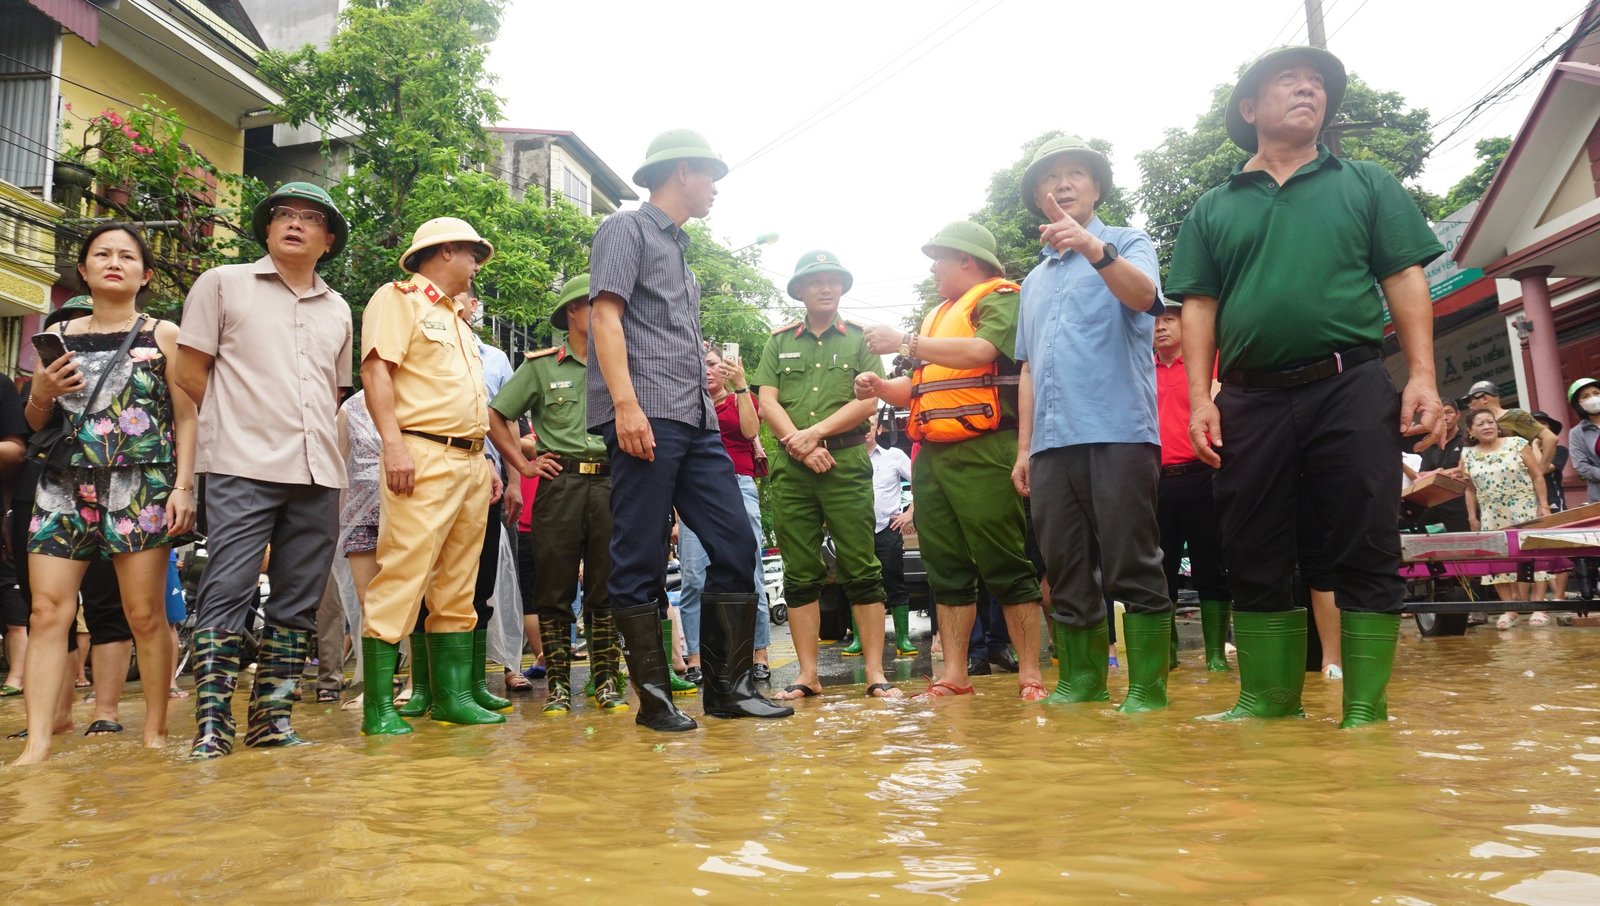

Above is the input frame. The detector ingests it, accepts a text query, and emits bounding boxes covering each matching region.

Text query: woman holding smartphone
[10,223,197,766]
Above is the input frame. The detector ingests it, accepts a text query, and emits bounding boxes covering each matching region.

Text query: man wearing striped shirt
[587,129,792,732]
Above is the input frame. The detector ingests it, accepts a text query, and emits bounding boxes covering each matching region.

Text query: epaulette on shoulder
[524,346,560,359]
[993,285,1018,294]
[391,281,416,292]
[840,318,864,331]
[772,321,801,335]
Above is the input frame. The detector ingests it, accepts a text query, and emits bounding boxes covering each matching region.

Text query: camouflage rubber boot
[397,632,432,718]
[541,620,572,716]
[244,625,313,747]
[470,628,512,713]
[589,609,630,712]
[189,629,245,759]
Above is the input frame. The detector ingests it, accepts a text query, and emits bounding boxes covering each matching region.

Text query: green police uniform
[490,340,611,624]
[752,317,886,606]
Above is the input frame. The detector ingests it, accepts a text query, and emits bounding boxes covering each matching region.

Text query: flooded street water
[2,626,1598,902]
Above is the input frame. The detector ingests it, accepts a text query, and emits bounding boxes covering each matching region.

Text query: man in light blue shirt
[1010,136,1174,713]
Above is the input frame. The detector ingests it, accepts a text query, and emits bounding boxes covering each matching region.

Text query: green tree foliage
[1136,71,1437,271]
[1440,136,1511,215]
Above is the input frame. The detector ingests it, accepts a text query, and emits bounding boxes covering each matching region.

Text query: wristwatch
[899,332,912,357]
[1091,242,1119,271]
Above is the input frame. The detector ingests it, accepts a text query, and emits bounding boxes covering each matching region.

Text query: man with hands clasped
[753,251,901,700]
[1010,136,1174,713]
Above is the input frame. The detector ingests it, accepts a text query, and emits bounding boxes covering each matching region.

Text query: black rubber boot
[614,601,697,732]
[701,593,794,720]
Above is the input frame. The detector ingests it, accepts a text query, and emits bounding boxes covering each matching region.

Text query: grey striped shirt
[586,202,716,431]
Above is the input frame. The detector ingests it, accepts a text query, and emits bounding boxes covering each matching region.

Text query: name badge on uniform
[423,320,448,331]
[550,380,574,389]
[778,352,802,359]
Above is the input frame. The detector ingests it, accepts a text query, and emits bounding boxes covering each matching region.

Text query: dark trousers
[1213,358,1404,614]
[194,475,338,633]
[527,469,611,629]
[604,419,756,614]
[516,530,537,616]
[416,500,498,631]
[874,526,907,610]
[1156,467,1229,601]
[967,590,1010,659]
[1030,443,1172,628]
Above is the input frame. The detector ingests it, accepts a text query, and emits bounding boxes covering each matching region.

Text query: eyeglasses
[270,206,328,228]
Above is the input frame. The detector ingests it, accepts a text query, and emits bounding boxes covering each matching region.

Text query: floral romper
[28,327,182,559]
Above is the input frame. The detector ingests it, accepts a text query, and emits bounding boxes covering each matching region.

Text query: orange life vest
[908,276,1021,443]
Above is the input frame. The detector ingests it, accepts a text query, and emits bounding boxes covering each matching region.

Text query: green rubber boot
[892,605,918,657]
[396,632,432,718]
[471,628,512,713]
[360,638,413,736]
[1200,599,1232,672]
[189,628,245,758]
[541,621,571,716]
[1198,609,1307,721]
[840,614,863,656]
[1042,619,1110,704]
[244,625,313,747]
[425,632,506,725]
[1118,612,1172,714]
[582,622,595,697]
[1339,611,1400,729]
[664,620,697,695]
[1169,617,1181,670]
[590,609,630,712]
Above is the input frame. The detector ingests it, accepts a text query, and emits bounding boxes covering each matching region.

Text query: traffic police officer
[487,274,627,716]
[754,251,900,700]
[358,217,504,735]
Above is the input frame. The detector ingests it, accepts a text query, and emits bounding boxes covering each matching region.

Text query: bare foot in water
[9,718,75,766]
[143,732,167,749]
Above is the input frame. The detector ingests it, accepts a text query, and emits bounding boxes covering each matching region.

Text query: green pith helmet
[632,129,729,188]
[44,295,94,328]
[550,274,591,331]
[921,221,1004,275]
[251,181,348,262]
[1226,45,1347,153]
[786,250,854,300]
[1569,377,1600,410]
[1021,135,1114,217]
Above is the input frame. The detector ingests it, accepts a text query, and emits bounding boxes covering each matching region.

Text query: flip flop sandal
[1018,681,1047,702]
[0,685,21,697]
[84,720,124,736]
[914,681,975,700]
[1530,612,1551,627]
[503,672,535,693]
[316,689,341,704]
[523,662,547,680]
[7,729,26,739]
[778,684,820,699]
[865,682,900,699]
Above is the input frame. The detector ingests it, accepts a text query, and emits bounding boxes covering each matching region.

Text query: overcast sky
[488,0,1587,328]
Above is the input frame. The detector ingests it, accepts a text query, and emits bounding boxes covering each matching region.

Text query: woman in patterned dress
[1460,408,1550,631]
[11,224,197,766]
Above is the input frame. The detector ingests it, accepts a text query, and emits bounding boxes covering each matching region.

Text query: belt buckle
[578,461,600,475]
[468,439,484,456]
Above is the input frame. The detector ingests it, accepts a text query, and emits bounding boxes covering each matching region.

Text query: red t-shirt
[1156,352,1200,467]
[517,473,539,532]
[716,393,760,476]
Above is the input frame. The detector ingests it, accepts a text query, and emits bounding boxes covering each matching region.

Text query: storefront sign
[1426,200,1485,302]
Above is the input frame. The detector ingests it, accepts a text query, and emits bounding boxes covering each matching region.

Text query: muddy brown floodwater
[1,627,1597,902]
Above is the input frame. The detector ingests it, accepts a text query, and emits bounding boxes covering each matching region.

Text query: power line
[1324,0,1373,45]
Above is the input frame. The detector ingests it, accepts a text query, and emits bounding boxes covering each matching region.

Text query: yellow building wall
[58,37,246,177]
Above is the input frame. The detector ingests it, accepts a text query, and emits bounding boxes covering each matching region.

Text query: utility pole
[1304,0,1327,47]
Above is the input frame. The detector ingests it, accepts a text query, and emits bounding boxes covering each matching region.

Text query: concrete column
[1513,266,1564,414]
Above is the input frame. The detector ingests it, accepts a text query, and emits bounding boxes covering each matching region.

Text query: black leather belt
[402,429,484,455]
[1221,345,1381,389]
[823,433,866,452]
[1160,461,1212,478]
[557,456,609,476]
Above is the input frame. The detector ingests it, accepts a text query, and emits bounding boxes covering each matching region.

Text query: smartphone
[31,332,67,368]
[723,341,739,363]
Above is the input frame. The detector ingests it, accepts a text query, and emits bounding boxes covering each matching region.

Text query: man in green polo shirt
[486,275,627,716]
[753,251,901,700]
[1165,46,1445,729]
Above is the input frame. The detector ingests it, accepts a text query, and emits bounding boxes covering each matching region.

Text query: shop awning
[27,0,99,46]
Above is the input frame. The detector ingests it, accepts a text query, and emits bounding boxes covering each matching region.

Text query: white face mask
[1581,396,1600,415]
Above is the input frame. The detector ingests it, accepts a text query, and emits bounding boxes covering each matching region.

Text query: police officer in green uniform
[754,251,902,701]
[486,275,627,716]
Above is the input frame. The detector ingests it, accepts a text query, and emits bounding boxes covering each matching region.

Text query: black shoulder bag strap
[26,315,150,463]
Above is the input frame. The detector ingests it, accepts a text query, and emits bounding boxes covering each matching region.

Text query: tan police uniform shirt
[179,255,353,488]
[360,274,487,440]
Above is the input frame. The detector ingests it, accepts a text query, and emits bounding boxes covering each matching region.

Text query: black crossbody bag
[24,316,149,470]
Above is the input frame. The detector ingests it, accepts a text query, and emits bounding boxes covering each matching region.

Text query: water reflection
[0,628,1597,900]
